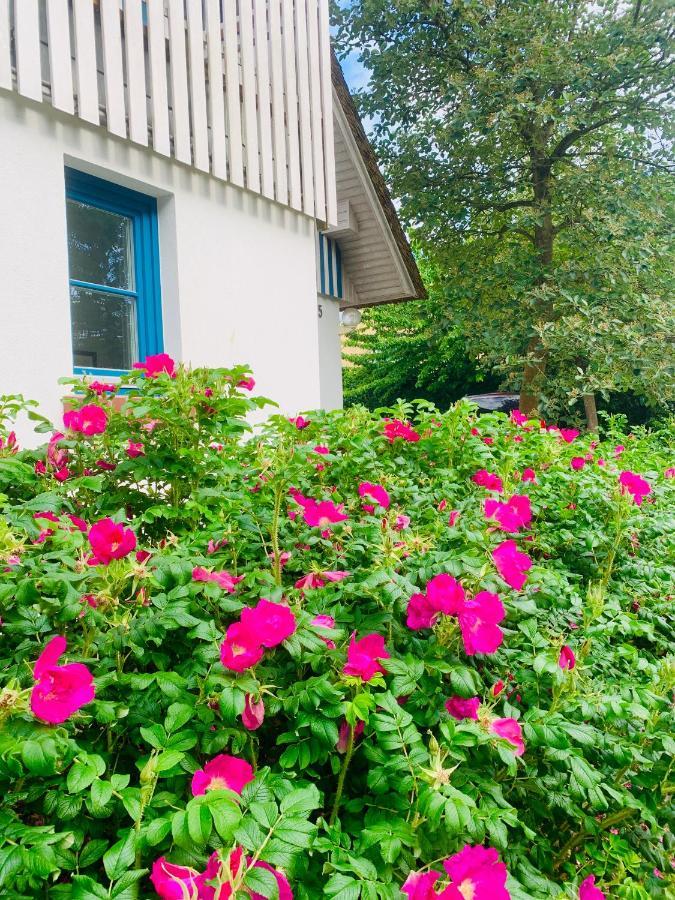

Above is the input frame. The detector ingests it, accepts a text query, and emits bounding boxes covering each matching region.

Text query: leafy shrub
[0,360,673,899]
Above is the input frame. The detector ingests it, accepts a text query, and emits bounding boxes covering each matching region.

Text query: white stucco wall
[317,294,344,410]
[0,92,341,443]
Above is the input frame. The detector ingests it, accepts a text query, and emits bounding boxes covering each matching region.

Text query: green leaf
[279,785,321,815]
[187,802,212,846]
[103,830,136,881]
[164,702,194,734]
[79,839,109,869]
[22,738,59,776]
[244,865,280,899]
[145,818,172,847]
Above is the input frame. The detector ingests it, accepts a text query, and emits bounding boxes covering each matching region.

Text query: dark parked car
[465,392,521,414]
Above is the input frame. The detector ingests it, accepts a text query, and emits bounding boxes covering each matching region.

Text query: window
[65,168,163,375]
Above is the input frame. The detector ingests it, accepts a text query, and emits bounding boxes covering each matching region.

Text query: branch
[469,198,537,213]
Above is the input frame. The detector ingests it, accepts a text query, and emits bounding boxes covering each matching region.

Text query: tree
[335,0,674,425]
[343,296,498,410]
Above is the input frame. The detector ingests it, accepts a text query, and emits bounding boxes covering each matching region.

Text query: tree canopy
[335,0,674,425]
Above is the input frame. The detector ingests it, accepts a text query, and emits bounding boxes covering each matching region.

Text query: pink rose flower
[579,874,606,899]
[312,614,337,649]
[445,696,480,720]
[240,599,296,647]
[192,566,242,593]
[241,694,265,730]
[88,518,136,565]
[443,844,510,899]
[383,418,420,443]
[63,404,108,436]
[458,591,506,655]
[571,456,586,471]
[559,644,576,670]
[337,719,365,752]
[343,632,390,681]
[472,470,504,493]
[358,481,391,509]
[394,514,411,530]
[295,570,349,590]
[448,510,461,527]
[492,540,532,590]
[220,622,264,672]
[133,353,176,378]
[88,380,117,396]
[485,494,532,532]
[490,717,525,756]
[237,377,255,390]
[300,498,349,530]
[150,856,218,900]
[511,409,528,426]
[290,415,311,429]
[402,870,443,899]
[619,470,651,505]
[521,468,537,482]
[126,440,144,458]
[406,574,466,630]
[30,636,95,724]
[191,754,254,796]
[559,428,580,443]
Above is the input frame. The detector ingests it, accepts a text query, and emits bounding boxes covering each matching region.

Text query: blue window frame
[65,168,163,376]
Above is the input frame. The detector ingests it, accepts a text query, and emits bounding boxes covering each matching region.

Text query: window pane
[66,199,134,289]
[70,286,138,370]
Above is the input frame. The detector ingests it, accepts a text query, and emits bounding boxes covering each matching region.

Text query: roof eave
[331,51,427,304]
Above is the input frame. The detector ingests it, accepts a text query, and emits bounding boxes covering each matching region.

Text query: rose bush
[0,360,673,899]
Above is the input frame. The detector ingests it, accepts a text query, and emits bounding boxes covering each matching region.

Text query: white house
[0,0,424,437]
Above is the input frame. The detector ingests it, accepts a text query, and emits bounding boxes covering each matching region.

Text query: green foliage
[343,279,499,410]
[0,366,674,897]
[334,0,674,419]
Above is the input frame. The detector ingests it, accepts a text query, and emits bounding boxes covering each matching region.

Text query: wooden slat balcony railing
[0,0,337,225]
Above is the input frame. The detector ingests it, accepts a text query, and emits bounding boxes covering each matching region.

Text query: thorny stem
[329,725,354,826]
[553,806,638,869]
[270,484,284,587]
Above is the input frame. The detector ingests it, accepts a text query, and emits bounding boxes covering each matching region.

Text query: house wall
[0,93,341,443]
[317,294,343,410]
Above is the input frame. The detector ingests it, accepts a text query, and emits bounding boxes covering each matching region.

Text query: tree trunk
[519,153,554,415]
[583,393,599,431]
[520,336,547,415]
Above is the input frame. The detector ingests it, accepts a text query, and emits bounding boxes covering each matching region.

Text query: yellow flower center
[459,881,475,900]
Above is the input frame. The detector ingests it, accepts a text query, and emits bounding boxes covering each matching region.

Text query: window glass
[66,199,134,289]
[70,286,138,370]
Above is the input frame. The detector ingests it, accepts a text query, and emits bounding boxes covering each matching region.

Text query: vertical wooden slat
[204,0,227,180]
[282,0,302,211]
[0,0,12,90]
[15,0,43,102]
[146,0,170,155]
[294,0,314,215]
[186,0,209,172]
[306,0,325,221]
[167,0,191,164]
[239,0,260,193]
[222,0,243,186]
[46,0,74,113]
[253,0,274,200]
[100,0,126,136]
[268,0,288,206]
[72,0,99,123]
[124,0,148,145]
[319,0,337,226]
